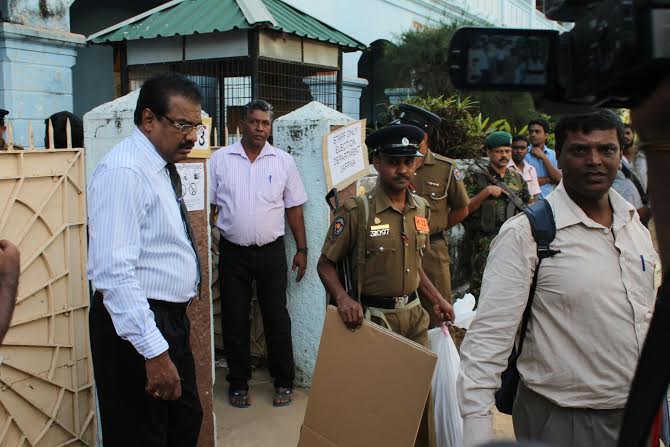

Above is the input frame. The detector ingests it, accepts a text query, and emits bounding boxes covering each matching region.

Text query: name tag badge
[414,216,429,234]
[370,224,390,237]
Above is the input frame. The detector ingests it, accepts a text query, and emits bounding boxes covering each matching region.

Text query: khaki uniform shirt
[321,186,430,297]
[458,182,659,445]
[412,150,470,234]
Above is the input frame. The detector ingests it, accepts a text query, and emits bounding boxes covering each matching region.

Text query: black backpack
[495,199,560,415]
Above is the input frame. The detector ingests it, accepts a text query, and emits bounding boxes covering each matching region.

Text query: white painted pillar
[273,101,355,387]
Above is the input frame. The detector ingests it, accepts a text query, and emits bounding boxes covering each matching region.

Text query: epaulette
[343,197,359,211]
[432,153,457,165]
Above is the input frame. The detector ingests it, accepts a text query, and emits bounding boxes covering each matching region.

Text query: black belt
[429,232,445,242]
[221,235,283,249]
[148,299,191,309]
[361,291,418,310]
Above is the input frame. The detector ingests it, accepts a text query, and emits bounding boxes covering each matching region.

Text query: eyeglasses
[160,114,205,135]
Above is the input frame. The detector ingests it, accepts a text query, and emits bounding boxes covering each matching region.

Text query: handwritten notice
[176,162,205,211]
[322,119,369,191]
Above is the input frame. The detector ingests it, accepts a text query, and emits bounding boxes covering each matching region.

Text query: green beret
[485,131,512,150]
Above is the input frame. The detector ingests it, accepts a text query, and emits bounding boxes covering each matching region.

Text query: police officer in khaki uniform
[394,104,470,325]
[317,125,454,447]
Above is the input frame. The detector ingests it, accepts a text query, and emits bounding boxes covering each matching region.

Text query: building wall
[281,0,568,79]
[70,0,164,117]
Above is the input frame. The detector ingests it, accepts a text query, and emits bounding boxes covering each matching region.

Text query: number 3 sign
[194,117,212,149]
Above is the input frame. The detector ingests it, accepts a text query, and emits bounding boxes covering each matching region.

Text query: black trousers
[90,292,203,447]
[220,236,295,391]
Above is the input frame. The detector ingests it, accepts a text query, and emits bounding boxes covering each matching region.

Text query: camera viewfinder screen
[466,34,550,86]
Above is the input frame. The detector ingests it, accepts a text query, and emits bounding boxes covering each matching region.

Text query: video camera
[448,0,670,110]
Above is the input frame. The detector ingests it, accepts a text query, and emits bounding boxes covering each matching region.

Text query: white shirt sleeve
[283,155,308,208]
[458,216,537,439]
[88,167,169,359]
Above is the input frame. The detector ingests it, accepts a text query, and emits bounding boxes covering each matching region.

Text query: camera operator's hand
[631,77,670,273]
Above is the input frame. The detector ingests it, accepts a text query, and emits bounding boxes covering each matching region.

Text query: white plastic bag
[429,325,463,447]
[453,293,477,330]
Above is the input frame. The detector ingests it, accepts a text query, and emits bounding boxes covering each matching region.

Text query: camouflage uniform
[463,164,531,300]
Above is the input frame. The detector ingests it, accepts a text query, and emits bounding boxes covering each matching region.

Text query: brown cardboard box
[298,306,438,447]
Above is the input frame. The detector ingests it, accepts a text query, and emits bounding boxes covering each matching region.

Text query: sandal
[273,387,293,407]
[229,389,251,408]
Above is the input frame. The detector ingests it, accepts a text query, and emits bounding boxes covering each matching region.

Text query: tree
[384,22,541,128]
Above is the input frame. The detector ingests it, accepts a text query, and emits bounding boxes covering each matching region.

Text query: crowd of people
[81,73,663,447]
[0,70,665,447]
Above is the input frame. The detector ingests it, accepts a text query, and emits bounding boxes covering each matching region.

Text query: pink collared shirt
[209,140,308,246]
[508,160,541,197]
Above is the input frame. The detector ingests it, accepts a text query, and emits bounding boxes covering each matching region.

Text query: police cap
[395,104,441,132]
[366,125,424,157]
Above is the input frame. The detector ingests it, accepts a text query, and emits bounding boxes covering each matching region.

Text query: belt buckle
[394,295,409,308]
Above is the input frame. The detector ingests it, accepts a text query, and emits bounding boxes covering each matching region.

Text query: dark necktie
[166,162,202,296]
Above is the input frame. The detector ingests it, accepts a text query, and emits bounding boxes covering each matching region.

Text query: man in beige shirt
[458,110,659,447]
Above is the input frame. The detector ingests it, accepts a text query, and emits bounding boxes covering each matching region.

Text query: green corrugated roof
[88,0,366,51]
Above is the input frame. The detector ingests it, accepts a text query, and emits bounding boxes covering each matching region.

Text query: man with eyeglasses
[87,73,204,446]
[209,99,307,409]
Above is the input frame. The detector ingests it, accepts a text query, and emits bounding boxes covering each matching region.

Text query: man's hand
[145,351,181,401]
[0,240,20,283]
[531,146,546,159]
[432,297,455,323]
[292,252,307,282]
[486,185,506,198]
[0,240,20,345]
[335,294,364,329]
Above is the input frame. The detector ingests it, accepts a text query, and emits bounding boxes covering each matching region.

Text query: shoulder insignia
[332,216,346,236]
[453,167,464,182]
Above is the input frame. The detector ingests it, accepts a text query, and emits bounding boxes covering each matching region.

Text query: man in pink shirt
[509,135,541,200]
[209,100,308,409]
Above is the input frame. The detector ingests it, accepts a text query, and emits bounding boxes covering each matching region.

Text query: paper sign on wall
[176,162,205,211]
[322,119,369,191]
[194,116,213,149]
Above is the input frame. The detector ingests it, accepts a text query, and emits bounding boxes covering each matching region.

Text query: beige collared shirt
[458,182,658,446]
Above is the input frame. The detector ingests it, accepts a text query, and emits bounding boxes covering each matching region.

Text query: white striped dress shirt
[87,128,199,359]
[209,140,308,246]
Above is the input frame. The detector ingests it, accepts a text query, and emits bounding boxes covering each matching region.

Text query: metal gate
[0,143,95,446]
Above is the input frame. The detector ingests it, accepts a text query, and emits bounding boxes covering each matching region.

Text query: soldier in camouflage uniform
[463,131,532,300]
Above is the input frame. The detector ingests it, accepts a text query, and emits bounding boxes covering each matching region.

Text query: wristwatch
[296,247,308,254]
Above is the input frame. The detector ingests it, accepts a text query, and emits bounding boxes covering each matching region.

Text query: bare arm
[531,147,562,183]
[0,240,19,345]
[286,206,307,282]
[418,265,454,322]
[209,204,217,227]
[447,207,469,229]
[317,255,364,328]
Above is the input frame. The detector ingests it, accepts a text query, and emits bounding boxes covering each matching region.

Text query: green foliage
[387,95,560,159]
[384,22,544,129]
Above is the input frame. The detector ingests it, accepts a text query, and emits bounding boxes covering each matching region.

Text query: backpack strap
[517,199,560,355]
[353,194,370,302]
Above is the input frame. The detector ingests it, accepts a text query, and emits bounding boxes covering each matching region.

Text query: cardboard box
[298,306,438,447]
